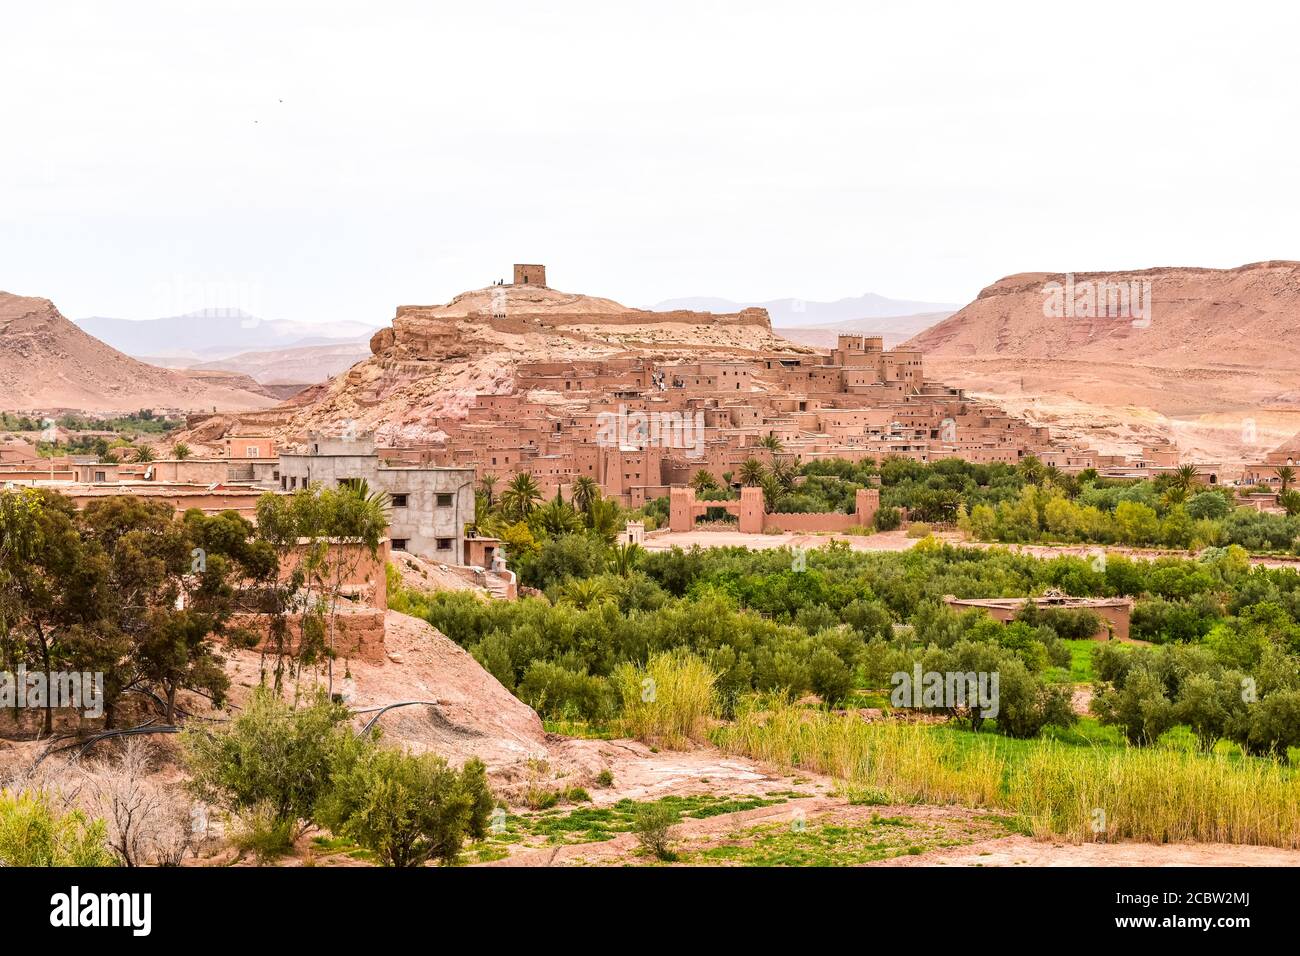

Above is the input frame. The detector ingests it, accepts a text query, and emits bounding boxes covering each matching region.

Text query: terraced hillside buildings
[362,332,1075,509]
[216,263,1155,511]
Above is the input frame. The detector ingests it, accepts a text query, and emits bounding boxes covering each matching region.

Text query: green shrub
[1094,666,1177,745]
[230,801,297,862]
[318,749,493,867]
[1235,690,1300,760]
[874,507,902,532]
[517,660,615,723]
[1174,670,1249,753]
[633,802,678,861]
[181,688,360,838]
[993,657,1077,739]
[808,647,853,706]
[0,790,115,867]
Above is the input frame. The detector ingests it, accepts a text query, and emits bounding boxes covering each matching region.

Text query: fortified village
[0,264,1253,570]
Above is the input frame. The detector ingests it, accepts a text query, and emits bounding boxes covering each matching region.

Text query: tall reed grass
[714,698,1300,848]
[612,651,717,750]
[1007,744,1300,848]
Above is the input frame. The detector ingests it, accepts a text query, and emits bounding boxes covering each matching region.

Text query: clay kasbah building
[275,262,1110,543]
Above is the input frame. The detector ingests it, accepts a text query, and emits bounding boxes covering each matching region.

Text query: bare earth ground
[642,528,1300,569]
[390,550,488,596]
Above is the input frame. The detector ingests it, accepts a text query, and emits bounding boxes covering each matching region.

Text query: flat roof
[944,595,1133,610]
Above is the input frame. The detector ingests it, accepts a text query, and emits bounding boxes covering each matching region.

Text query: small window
[391,494,408,507]
[436,493,453,507]
[247,446,259,458]
[391,539,408,551]
[436,537,453,550]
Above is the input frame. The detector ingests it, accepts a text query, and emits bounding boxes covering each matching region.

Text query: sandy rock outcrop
[220,611,548,773]
[223,283,807,446]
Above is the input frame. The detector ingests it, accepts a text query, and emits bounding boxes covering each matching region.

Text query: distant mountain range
[75,309,379,362]
[775,312,955,349]
[651,292,961,328]
[170,341,372,386]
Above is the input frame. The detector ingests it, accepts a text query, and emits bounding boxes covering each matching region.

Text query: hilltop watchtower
[513,263,547,287]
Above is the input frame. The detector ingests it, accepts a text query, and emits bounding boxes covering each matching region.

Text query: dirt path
[643,528,1300,569]
[875,834,1300,867]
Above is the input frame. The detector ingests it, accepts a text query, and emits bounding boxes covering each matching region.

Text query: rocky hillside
[908,262,1300,372]
[904,262,1300,462]
[233,283,808,446]
[0,292,280,414]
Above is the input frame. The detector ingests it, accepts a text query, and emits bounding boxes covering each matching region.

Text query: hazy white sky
[3,0,1298,325]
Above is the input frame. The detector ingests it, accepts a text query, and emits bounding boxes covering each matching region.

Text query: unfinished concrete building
[277,432,475,564]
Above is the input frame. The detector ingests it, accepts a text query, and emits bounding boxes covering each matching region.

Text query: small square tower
[513,263,547,287]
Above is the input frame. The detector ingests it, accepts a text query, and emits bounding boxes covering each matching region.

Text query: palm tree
[1017,454,1045,485]
[689,470,717,494]
[1274,465,1296,493]
[1172,464,1200,496]
[586,496,622,544]
[557,577,612,609]
[757,434,784,453]
[610,541,643,577]
[499,473,542,521]
[571,475,600,514]
[738,458,766,486]
[759,474,782,513]
[771,458,798,493]
[171,442,191,460]
[479,473,499,506]
[532,498,582,537]
[339,477,392,525]
[1042,465,1080,498]
[1279,489,1300,517]
[133,445,155,463]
